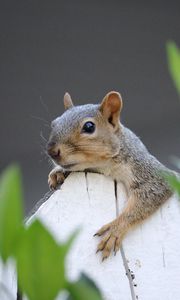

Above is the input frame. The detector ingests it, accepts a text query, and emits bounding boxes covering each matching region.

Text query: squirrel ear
[100,91,123,127]
[63,92,74,110]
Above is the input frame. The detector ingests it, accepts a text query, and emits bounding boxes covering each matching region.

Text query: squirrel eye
[82,121,96,134]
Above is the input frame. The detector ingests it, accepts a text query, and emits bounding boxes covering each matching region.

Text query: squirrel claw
[95,222,123,259]
[49,184,56,191]
[102,256,107,262]
[93,233,99,237]
[94,223,112,237]
[48,167,66,190]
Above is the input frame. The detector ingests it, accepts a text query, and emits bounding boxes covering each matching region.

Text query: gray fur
[48,101,174,229]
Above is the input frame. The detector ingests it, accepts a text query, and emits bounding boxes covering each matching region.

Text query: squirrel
[46,91,174,261]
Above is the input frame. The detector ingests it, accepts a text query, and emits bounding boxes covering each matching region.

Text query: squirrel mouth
[61,163,77,169]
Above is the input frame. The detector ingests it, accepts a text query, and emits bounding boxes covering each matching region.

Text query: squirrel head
[47,91,123,171]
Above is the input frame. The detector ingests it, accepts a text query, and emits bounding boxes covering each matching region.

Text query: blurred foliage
[166,41,180,96]
[67,274,103,300]
[0,165,23,262]
[163,172,180,197]
[165,41,180,196]
[0,165,103,300]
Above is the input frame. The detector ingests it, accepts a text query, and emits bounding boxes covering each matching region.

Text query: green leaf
[166,41,180,95]
[0,164,23,262]
[67,272,103,300]
[164,172,180,196]
[16,219,75,300]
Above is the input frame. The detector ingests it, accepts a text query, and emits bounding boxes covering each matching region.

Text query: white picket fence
[1,172,180,300]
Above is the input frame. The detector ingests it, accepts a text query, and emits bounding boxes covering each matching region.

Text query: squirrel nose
[47,142,61,160]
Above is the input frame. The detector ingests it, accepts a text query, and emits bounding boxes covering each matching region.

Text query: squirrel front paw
[94,220,124,261]
[48,166,66,190]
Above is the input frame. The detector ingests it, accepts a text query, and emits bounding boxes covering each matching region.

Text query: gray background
[0,0,180,213]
